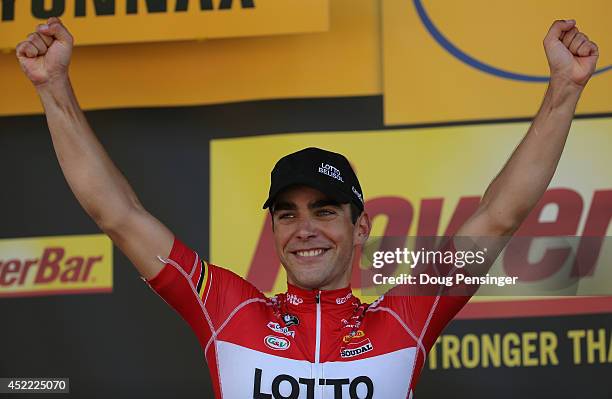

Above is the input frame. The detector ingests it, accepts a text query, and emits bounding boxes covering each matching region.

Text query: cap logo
[318,163,344,183]
[352,186,363,203]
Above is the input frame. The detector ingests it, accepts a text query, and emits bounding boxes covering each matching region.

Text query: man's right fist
[16,17,74,87]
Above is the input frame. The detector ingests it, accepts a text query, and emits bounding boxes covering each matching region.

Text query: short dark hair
[349,202,362,224]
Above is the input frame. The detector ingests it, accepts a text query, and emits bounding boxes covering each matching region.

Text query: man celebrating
[17,17,598,398]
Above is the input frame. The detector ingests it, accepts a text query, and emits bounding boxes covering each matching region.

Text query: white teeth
[296,249,324,257]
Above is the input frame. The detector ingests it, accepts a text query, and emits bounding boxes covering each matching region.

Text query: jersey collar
[285,283,358,310]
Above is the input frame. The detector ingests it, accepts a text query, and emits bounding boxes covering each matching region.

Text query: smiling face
[271,185,370,290]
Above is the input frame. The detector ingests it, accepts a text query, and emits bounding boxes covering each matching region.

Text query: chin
[292,275,325,289]
[290,268,330,289]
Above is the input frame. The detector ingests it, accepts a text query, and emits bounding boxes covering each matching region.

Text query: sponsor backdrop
[0,234,112,298]
[383,0,612,125]
[1,1,611,398]
[0,0,379,116]
[0,0,329,47]
[211,119,612,319]
[2,102,610,399]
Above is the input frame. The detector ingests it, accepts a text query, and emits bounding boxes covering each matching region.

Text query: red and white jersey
[145,237,470,398]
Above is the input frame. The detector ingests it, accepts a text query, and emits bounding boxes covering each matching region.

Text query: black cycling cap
[263,147,364,212]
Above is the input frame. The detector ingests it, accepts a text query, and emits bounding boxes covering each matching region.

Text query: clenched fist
[16,17,74,87]
[544,20,599,88]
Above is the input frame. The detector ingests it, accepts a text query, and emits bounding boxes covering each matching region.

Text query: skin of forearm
[480,78,583,232]
[37,77,143,229]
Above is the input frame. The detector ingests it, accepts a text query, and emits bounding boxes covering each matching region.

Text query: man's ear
[354,211,371,246]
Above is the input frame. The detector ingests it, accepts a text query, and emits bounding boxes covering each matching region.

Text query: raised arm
[16,18,173,279]
[457,20,599,238]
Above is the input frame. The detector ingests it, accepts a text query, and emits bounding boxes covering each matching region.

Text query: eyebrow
[272,199,342,212]
[311,199,342,209]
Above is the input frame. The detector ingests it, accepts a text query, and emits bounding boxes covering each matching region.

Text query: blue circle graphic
[414,0,612,82]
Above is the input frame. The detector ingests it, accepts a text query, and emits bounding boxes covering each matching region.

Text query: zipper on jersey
[314,290,322,398]
[315,290,321,363]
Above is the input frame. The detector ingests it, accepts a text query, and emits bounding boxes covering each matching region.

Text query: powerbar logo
[0,235,112,298]
[0,0,255,21]
[253,368,374,399]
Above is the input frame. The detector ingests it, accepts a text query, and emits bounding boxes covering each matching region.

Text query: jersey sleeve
[373,238,479,395]
[382,286,471,352]
[380,237,476,352]
[143,236,265,351]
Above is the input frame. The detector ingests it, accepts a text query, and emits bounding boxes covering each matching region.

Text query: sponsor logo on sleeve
[264,335,291,351]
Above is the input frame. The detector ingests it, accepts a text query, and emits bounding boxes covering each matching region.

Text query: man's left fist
[543,20,599,88]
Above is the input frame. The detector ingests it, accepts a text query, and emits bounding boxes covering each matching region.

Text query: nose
[295,216,318,240]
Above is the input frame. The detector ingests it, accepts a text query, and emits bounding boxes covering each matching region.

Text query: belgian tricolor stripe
[197,260,208,299]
